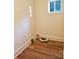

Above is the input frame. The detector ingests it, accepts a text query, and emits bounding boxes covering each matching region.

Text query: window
[48,0,61,14]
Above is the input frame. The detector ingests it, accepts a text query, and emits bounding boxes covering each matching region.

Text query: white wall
[34,0,64,42]
[14,0,36,57]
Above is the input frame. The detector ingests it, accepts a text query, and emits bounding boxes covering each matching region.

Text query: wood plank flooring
[15,39,64,59]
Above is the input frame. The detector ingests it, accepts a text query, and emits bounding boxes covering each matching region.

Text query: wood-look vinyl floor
[15,39,64,59]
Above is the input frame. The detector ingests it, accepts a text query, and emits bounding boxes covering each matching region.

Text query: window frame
[48,0,61,14]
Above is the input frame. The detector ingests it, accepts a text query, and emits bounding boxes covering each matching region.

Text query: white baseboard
[38,34,64,42]
[14,34,36,58]
[14,39,31,58]
[49,35,64,42]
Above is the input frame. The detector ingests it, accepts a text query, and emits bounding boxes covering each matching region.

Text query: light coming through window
[29,5,32,17]
[48,0,61,14]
